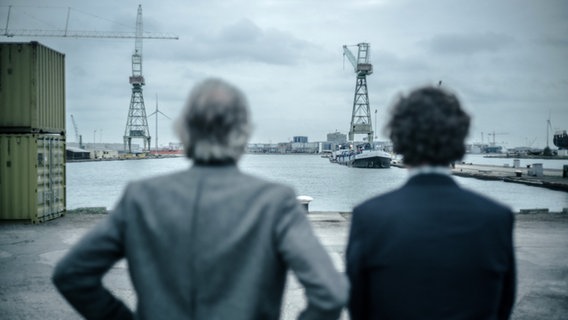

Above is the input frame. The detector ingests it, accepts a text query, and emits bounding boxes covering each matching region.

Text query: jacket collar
[405,171,458,188]
[189,162,240,175]
[408,166,451,178]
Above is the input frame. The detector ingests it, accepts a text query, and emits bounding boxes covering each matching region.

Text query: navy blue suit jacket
[346,174,515,320]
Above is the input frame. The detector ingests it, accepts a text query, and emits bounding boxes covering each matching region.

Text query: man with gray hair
[53,78,348,319]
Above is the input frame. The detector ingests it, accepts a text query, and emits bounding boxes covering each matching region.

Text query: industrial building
[326,131,347,144]
[66,147,91,161]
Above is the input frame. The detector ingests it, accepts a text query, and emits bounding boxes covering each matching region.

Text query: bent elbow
[311,272,350,313]
[52,261,70,291]
[333,273,350,308]
[52,259,83,294]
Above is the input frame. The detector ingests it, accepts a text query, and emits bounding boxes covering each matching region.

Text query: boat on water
[330,143,392,168]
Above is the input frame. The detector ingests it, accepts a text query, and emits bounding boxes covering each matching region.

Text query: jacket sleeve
[52,187,134,320]
[274,187,349,320]
[498,211,516,320]
[345,207,368,320]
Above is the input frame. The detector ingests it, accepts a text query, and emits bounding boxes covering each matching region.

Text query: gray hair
[175,78,251,163]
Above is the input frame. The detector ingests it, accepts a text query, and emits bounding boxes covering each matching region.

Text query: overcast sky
[2,0,567,149]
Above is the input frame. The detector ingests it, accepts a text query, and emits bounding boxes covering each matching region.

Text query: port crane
[2,5,178,153]
[123,5,152,153]
[488,131,508,146]
[343,43,374,142]
[70,114,83,148]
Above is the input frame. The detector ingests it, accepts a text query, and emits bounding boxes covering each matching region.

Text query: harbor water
[67,154,568,212]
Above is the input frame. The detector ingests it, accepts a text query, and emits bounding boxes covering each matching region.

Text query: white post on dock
[297,195,314,213]
[528,163,544,177]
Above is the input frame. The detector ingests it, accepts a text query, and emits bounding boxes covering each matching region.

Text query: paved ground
[1,210,567,319]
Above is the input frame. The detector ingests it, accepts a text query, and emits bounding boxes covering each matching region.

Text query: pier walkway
[1,210,567,319]
[392,161,568,192]
[452,163,568,192]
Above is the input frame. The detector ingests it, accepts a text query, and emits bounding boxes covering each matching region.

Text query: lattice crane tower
[2,5,178,152]
[343,43,374,143]
[124,5,151,153]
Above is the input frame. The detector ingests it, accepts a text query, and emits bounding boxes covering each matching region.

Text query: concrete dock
[392,161,568,192]
[452,162,568,192]
[1,210,567,319]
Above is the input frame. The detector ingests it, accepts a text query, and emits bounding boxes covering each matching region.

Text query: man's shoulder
[457,187,513,214]
[352,188,404,220]
[356,187,403,207]
[239,172,298,200]
[441,187,514,228]
[128,169,189,189]
[130,168,294,197]
[218,169,295,194]
[354,182,511,216]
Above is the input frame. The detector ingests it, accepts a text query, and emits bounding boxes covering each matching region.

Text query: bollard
[296,195,313,213]
[563,165,568,178]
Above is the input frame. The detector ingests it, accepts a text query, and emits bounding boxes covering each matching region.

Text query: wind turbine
[147,94,171,151]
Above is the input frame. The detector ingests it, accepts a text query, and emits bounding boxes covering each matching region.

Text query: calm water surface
[67,154,568,212]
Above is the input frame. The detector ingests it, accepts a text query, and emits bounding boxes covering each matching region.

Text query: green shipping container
[0,42,65,134]
[0,134,66,223]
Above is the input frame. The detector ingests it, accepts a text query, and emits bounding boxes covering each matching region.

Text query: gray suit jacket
[53,164,348,320]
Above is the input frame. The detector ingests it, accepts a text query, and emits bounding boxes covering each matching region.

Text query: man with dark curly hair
[346,86,516,319]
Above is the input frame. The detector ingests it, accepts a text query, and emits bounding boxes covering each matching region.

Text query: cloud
[218,19,262,43]
[427,32,515,55]
[214,18,316,65]
[536,35,568,48]
[151,18,318,66]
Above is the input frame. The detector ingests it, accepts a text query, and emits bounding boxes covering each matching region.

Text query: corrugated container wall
[0,42,65,134]
[0,134,66,223]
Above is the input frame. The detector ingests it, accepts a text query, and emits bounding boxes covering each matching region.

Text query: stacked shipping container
[0,42,66,223]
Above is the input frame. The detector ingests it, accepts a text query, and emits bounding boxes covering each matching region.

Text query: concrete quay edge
[392,162,568,192]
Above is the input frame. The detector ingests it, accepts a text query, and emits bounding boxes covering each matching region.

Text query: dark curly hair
[386,86,470,166]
